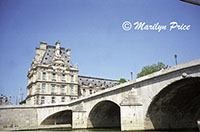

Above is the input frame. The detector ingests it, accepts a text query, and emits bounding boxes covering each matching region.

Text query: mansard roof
[78,75,118,88]
[41,45,73,67]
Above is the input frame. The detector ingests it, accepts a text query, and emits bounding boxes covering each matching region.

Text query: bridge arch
[88,100,121,129]
[146,77,200,130]
[40,110,72,125]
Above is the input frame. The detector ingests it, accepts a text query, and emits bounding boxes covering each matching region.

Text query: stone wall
[0,106,37,130]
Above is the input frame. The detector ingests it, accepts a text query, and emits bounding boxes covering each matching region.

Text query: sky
[0,0,199,101]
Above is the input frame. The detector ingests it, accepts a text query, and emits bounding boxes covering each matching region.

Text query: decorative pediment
[51,55,66,67]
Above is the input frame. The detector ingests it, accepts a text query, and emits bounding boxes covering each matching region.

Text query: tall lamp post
[174,54,178,65]
[131,72,133,80]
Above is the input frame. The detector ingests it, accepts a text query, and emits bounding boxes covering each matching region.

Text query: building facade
[0,95,8,105]
[26,41,118,105]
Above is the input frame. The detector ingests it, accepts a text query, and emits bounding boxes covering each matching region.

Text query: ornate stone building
[26,41,118,105]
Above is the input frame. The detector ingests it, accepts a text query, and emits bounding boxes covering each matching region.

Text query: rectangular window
[52,97,55,103]
[42,72,46,80]
[52,73,56,81]
[51,84,55,94]
[61,97,65,102]
[83,89,86,96]
[42,83,45,93]
[61,85,65,94]
[70,85,74,93]
[41,97,45,104]
[90,89,92,95]
[71,75,74,82]
[62,74,65,81]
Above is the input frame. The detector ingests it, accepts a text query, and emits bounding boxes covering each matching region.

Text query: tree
[118,78,127,84]
[137,62,167,78]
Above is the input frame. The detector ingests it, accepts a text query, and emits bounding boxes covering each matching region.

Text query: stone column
[120,88,144,131]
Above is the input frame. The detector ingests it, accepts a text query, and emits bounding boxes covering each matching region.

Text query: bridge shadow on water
[146,77,200,131]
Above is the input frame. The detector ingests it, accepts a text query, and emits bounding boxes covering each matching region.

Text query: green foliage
[119,78,127,84]
[137,62,167,78]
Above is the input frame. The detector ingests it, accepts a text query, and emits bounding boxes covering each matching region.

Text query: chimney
[40,41,47,50]
[66,48,71,59]
[55,40,61,56]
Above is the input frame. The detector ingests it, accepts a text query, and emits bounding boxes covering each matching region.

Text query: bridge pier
[120,88,144,131]
[72,111,87,129]
[120,105,144,131]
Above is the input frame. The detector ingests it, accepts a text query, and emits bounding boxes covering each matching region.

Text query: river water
[19,128,199,132]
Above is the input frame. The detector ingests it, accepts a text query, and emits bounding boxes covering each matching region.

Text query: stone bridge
[1,59,200,131]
